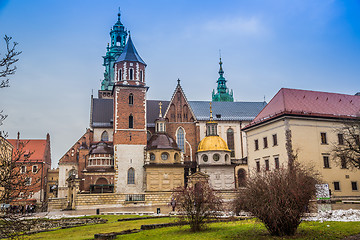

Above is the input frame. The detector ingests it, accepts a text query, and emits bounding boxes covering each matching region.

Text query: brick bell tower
[113,35,147,193]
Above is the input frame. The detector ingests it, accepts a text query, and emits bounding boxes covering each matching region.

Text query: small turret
[101,11,128,92]
[212,58,234,102]
[114,35,146,86]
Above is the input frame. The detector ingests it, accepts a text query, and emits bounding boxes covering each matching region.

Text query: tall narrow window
[140,70,143,82]
[101,131,109,141]
[338,134,344,145]
[263,137,268,148]
[321,132,327,144]
[127,168,135,184]
[341,156,347,169]
[333,181,340,191]
[129,115,134,129]
[116,36,121,46]
[129,68,134,80]
[256,161,260,172]
[323,156,330,168]
[352,182,358,191]
[272,134,278,146]
[227,128,235,157]
[177,127,185,152]
[274,157,279,169]
[129,93,134,105]
[355,135,360,145]
[118,69,122,81]
[265,159,269,171]
[254,139,259,150]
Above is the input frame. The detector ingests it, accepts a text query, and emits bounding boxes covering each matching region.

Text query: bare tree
[0,35,21,128]
[172,181,223,232]
[233,163,319,236]
[333,121,360,169]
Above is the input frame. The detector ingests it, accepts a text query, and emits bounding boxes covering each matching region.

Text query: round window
[150,153,155,161]
[161,152,169,160]
[213,154,220,161]
[202,155,208,162]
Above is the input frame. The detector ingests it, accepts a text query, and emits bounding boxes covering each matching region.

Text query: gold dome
[197,135,230,152]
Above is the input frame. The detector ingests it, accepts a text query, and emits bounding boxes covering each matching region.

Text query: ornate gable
[164,79,197,123]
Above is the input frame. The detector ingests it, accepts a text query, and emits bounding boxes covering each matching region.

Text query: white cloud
[203,16,267,36]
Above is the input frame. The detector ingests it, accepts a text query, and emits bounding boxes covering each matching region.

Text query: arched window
[127,168,135,184]
[129,68,134,80]
[118,69,122,81]
[129,93,134,105]
[116,36,121,46]
[227,128,235,157]
[101,131,109,141]
[177,127,185,152]
[129,115,134,128]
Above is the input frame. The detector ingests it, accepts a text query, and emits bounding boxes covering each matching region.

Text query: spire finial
[209,102,213,121]
[177,78,180,85]
[118,7,121,20]
[159,102,163,118]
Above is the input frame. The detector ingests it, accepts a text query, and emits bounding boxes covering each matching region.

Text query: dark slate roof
[188,101,267,121]
[90,98,266,127]
[147,100,170,127]
[115,36,146,65]
[147,133,180,150]
[91,98,113,128]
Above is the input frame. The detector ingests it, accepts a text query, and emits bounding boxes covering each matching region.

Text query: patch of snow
[303,209,360,222]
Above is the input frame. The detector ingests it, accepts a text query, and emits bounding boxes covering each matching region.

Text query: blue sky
[0,0,359,167]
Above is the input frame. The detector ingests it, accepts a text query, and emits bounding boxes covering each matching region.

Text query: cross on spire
[159,102,163,118]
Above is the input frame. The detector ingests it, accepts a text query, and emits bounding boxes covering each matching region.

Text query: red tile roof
[8,139,47,162]
[248,88,360,127]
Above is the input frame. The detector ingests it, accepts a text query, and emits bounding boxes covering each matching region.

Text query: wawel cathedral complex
[52,13,360,209]
[56,13,265,208]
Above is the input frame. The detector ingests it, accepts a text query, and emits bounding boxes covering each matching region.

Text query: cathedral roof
[115,35,146,65]
[91,98,113,128]
[90,99,266,128]
[188,101,266,121]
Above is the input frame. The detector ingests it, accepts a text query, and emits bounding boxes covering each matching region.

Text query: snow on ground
[303,209,360,222]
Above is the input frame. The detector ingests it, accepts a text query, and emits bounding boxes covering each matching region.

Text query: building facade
[243,88,360,198]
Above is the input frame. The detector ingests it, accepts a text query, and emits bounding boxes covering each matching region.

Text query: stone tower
[113,35,147,193]
[100,11,128,95]
[212,58,234,102]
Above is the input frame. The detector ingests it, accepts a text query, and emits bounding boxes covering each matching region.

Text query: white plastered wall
[114,144,145,193]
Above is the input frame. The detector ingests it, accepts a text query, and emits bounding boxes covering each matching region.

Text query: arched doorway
[90,177,113,193]
[237,169,246,188]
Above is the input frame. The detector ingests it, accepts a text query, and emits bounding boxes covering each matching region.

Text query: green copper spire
[101,10,128,91]
[212,58,234,102]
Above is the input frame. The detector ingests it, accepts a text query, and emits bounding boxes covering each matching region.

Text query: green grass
[26,216,360,240]
[26,215,174,240]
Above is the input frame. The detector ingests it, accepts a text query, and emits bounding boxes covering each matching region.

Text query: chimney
[16,132,20,150]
